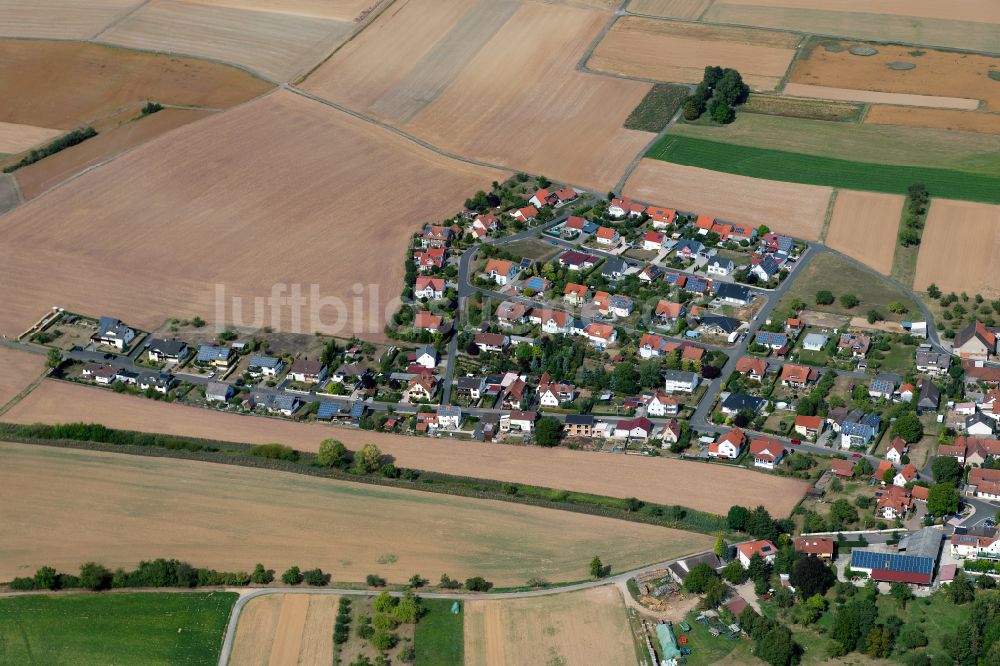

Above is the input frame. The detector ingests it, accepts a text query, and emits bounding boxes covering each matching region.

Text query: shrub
[281,566,302,585]
[250,443,299,461]
[465,576,492,591]
[303,568,330,586]
[79,562,111,591]
[251,563,274,584]
[366,574,386,587]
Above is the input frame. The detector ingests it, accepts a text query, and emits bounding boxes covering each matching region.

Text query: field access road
[215,548,712,666]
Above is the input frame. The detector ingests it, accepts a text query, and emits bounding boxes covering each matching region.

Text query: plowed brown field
[5,381,808,516]
[914,199,1000,297]
[865,106,1000,136]
[624,160,832,240]
[0,91,501,340]
[0,347,44,408]
[0,441,710,583]
[824,190,903,275]
[782,83,979,111]
[589,16,798,91]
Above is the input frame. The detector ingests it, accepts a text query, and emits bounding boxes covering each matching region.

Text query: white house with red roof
[886,436,908,464]
[647,391,679,417]
[414,311,443,333]
[510,205,538,222]
[613,416,653,441]
[414,247,445,272]
[642,231,665,251]
[737,539,777,567]
[484,258,518,286]
[608,197,644,219]
[583,322,616,347]
[749,437,786,469]
[647,207,677,228]
[563,283,588,306]
[893,463,919,487]
[529,308,570,335]
[414,276,445,300]
[709,428,745,459]
[595,226,620,246]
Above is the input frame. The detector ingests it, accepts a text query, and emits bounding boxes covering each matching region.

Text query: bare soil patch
[0,347,44,409]
[465,586,634,666]
[5,381,808,517]
[234,594,339,666]
[790,40,1000,112]
[589,16,797,91]
[15,108,213,200]
[914,199,1000,298]
[0,440,709,583]
[864,106,1000,136]
[824,190,903,275]
[0,122,62,155]
[624,159,832,240]
[99,0,355,81]
[230,594,282,665]
[0,91,501,340]
[0,0,142,39]
[783,83,979,111]
[0,40,272,131]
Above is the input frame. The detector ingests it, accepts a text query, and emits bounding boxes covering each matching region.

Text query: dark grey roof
[601,257,626,276]
[918,381,941,407]
[716,283,752,302]
[700,315,741,334]
[721,393,764,412]
[565,414,595,426]
[456,376,485,390]
[147,338,187,356]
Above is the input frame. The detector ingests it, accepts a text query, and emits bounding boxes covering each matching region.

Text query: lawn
[415,599,464,665]
[679,611,755,665]
[624,83,690,133]
[777,253,919,322]
[503,238,561,263]
[646,135,1000,204]
[873,341,917,374]
[0,592,237,665]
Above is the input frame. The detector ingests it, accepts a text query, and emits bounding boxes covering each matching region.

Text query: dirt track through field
[0,441,711,583]
[824,190,903,275]
[6,380,807,516]
[914,199,1000,298]
[624,159,831,240]
[0,90,501,341]
[783,84,979,111]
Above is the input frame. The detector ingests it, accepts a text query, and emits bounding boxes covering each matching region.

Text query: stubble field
[0,0,142,39]
[588,17,798,91]
[864,106,1000,136]
[5,380,808,516]
[823,190,904,275]
[914,199,1000,298]
[0,441,710,584]
[0,90,501,340]
[302,0,652,190]
[0,122,62,155]
[231,594,340,666]
[624,159,832,240]
[464,586,636,666]
[0,347,44,408]
[782,83,979,111]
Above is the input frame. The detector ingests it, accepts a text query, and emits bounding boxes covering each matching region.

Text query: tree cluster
[898,183,929,247]
[682,66,750,124]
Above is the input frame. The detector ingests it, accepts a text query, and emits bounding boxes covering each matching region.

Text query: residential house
[802,333,829,352]
[484,258,518,286]
[563,283,588,306]
[470,213,497,238]
[736,356,768,382]
[415,344,439,369]
[673,239,704,260]
[786,318,805,335]
[755,331,788,351]
[830,459,856,478]
[248,355,284,378]
[760,233,793,254]
[93,316,135,350]
[706,258,734,276]
[638,333,672,359]
[288,359,327,384]
[269,395,302,416]
[501,410,536,433]
[639,264,664,283]
[642,231,665,251]
[654,300,685,325]
[474,333,508,353]
[421,224,454,248]
[558,251,598,271]
[794,415,824,440]
[138,371,173,394]
[647,207,677,228]
[664,370,699,393]
[407,376,438,401]
[455,375,485,401]
[940,436,1000,466]
[737,540,778,567]
[537,372,575,406]
[583,322,616,347]
[511,205,538,222]
[145,338,188,363]
[794,538,835,561]
[502,377,528,409]
[720,393,765,416]
[716,283,753,307]
[840,413,881,449]
[437,405,462,431]
[332,362,365,384]
[552,187,577,206]
[709,428,745,459]
[563,216,587,235]
[699,315,741,336]
[750,437,786,469]
[954,321,996,361]
[969,468,1000,500]
[595,226,620,246]
[608,197,644,218]
[869,376,895,400]
[917,380,941,412]
[613,416,653,441]
[876,485,913,520]
[205,381,232,402]
[530,308,570,335]
[608,294,634,318]
[916,346,951,375]
[528,188,551,207]
[886,437,908,464]
[197,344,234,368]
[966,412,995,436]
[899,383,915,402]
[496,301,529,327]
[780,364,817,387]
[839,333,871,357]
[661,419,682,445]
[715,222,756,243]
[750,256,780,282]
[601,257,626,281]
[521,275,551,294]
[894,464,919,487]
[414,310,443,333]
[647,392,679,417]
[83,363,116,385]
[564,414,595,438]
[414,276,445,300]
[414,247,445,272]
[951,525,1000,560]
[694,215,715,235]
[873,460,894,483]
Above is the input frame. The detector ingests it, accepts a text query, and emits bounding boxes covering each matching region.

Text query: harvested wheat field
[186,0,372,21]
[628,0,713,19]
[791,41,1000,112]
[0,441,710,583]
[0,122,62,155]
[589,16,798,91]
[14,108,214,200]
[697,0,1000,52]
[824,190,904,275]
[0,348,45,409]
[0,90,501,340]
[0,0,141,39]
[6,381,808,517]
[465,587,634,666]
[303,0,652,190]
[0,40,272,131]
[782,84,979,111]
[231,594,338,666]
[865,106,1000,136]
[914,199,1000,298]
[99,0,356,81]
[624,160,832,240]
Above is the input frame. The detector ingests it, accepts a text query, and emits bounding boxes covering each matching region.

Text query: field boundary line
[0,370,49,418]
[774,31,810,93]
[818,189,838,242]
[695,0,716,22]
[613,99,689,196]
[90,0,153,41]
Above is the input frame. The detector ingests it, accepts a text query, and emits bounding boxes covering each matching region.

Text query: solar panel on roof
[851,550,933,575]
[317,402,338,419]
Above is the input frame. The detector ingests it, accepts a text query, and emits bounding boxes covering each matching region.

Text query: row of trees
[898,183,930,247]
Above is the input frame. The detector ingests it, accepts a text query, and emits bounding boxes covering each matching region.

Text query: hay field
[5,381,808,517]
[0,0,142,39]
[0,91,501,340]
[782,84,979,111]
[790,41,1000,112]
[99,0,356,81]
[588,16,798,91]
[303,0,652,190]
[697,0,1000,52]
[624,159,831,240]
[0,40,272,131]
[824,190,904,275]
[14,108,214,200]
[0,441,710,584]
[0,122,62,155]
[0,347,44,409]
[914,199,1000,298]
[465,587,635,666]
[231,594,339,666]
[865,107,1000,136]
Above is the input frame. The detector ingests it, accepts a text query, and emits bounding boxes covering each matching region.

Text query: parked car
[852,453,862,458]
[790,439,801,445]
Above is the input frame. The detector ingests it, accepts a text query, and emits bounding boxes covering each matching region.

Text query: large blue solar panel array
[851,550,933,574]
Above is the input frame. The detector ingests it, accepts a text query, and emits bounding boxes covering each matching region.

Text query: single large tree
[932,456,963,486]
[789,556,835,598]
[927,483,960,517]
[683,562,717,593]
[534,417,563,448]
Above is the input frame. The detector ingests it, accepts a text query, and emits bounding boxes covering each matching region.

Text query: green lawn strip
[624,83,690,133]
[0,592,236,665]
[646,135,1000,204]
[414,599,464,665]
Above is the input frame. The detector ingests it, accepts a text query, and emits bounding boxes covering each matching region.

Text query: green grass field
[624,83,690,133]
[414,599,464,665]
[647,134,1000,204]
[0,592,237,665]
